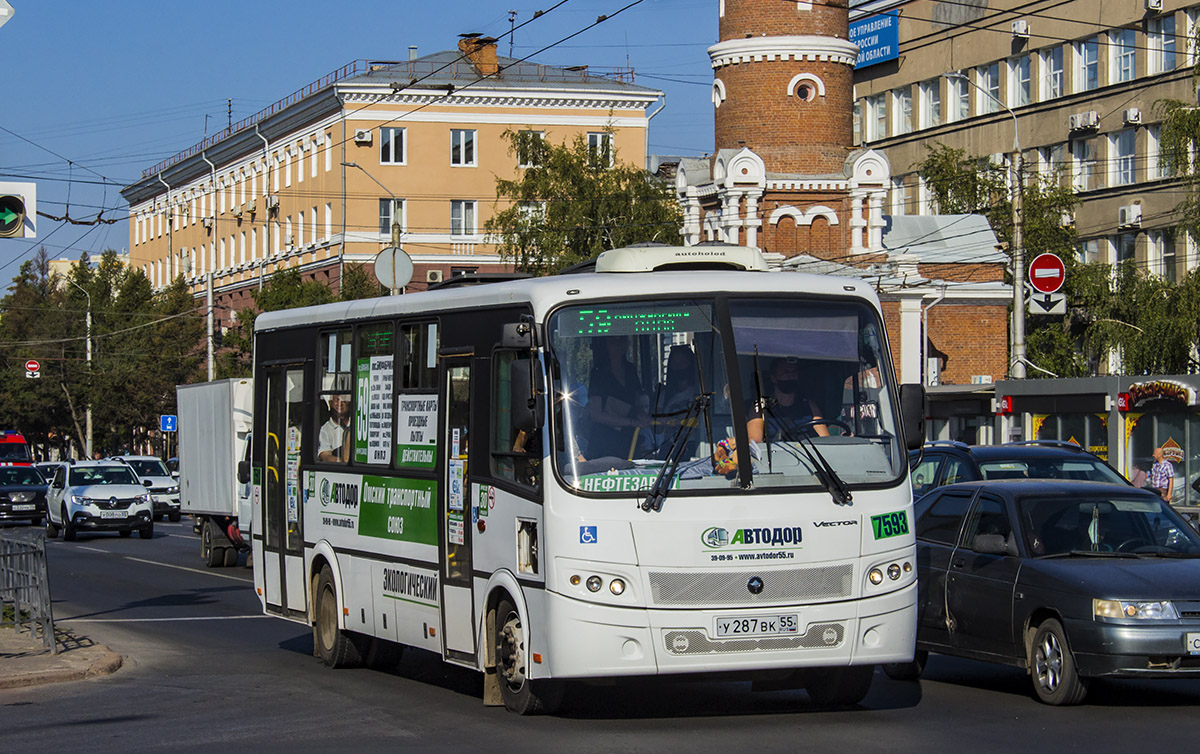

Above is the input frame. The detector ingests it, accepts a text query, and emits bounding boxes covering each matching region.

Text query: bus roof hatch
[594,243,769,273]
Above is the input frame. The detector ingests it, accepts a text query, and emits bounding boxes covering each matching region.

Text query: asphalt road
[3,520,1200,753]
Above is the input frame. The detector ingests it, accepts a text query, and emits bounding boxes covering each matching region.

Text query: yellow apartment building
[120,38,663,323]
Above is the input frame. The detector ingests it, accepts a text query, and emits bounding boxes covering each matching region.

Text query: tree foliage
[486,129,683,275]
[918,143,1200,377]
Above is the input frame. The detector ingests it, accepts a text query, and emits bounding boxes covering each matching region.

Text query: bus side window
[492,350,540,488]
[317,330,353,464]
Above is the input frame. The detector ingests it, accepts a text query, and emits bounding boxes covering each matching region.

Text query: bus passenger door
[262,366,308,618]
[439,357,477,663]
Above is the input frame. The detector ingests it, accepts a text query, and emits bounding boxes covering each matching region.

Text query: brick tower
[678,0,890,259]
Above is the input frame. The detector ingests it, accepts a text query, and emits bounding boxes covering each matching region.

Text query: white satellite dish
[373,247,413,292]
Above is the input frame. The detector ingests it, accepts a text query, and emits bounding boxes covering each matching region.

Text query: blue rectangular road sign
[160,414,178,433]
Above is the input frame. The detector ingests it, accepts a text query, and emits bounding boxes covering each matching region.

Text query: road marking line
[76,546,108,554]
[58,615,270,624]
[122,555,253,583]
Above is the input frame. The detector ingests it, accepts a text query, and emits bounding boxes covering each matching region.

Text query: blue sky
[0,0,716,274]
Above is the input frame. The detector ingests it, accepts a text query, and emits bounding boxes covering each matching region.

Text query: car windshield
[0,467,42,485]
[547,297,904,496]
[69,466,139,487]
[1020,494,1200,556]
[125,459,170,477]
[0,442,31,462]
[979,457,1127,484]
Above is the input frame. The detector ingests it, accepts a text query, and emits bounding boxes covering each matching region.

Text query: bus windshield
[547,297,905,496]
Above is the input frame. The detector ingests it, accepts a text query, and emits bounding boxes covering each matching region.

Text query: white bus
[250,244,924,714]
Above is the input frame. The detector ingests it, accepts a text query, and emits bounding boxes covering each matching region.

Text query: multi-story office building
[852,0,1198,280]
[120,38,661,321]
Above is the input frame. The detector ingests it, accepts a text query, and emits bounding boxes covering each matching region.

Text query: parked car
[45,461,154,541]
[0,466,48,526]
[108,455,181,522]
[910,441,1129,500]
[34,461,65,480]
[890,479,1200,705]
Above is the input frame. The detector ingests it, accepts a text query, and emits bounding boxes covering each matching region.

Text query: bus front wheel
[314,565,362,669]
[494,597,562,715]
[805,665,875,706]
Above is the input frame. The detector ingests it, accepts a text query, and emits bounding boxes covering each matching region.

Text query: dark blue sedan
[891,479,1200,705]
[0,465,48,525]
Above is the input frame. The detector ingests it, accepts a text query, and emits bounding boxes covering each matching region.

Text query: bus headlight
[609,579,626,595]
[868,568,884,585]
[586,576,603,592]
[887,564,902,581]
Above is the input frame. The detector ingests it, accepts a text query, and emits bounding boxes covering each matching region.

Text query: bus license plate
[1186,633,1200,655]
[715,614,799,638]
[99,509,127,519]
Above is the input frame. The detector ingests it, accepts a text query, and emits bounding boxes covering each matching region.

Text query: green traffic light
[0,195,24,238]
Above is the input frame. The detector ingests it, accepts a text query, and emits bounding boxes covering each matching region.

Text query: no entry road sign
[1029,253,1066,294]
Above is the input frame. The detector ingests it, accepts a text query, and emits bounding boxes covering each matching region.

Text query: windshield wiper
[769,411,853,506]
[1041,549,1139,559]
[641,392,710,513]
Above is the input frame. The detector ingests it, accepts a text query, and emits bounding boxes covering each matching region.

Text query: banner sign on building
[850,11,900,69]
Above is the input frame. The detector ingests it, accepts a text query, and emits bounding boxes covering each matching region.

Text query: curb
[0,647,123,691]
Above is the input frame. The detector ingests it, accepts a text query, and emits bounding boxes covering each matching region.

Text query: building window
[919,79,941,129]
[517,130,546,168]
[975,63,1000,114]
[1146,125,1165,180]
[380,127,405,164]
[1149,14,1177,74]
[1040,46,1064,100]
[587,132,614,167]
[1111,28,1136,83]
[894,88,913,134]
[1075,36,1099,92]
[1110,129,1136,186]
[853,100,862,144]
[451,129,476,166]
[1071,138,1098,191]
[1114,232,1137,265]
[891,177,909,216]
[1010,55,1031,107]
[450,200,476,236]
[1149,229,1178,282]
[378,198,405,236]
[1037,143,1068,182]
[865,93,887,140]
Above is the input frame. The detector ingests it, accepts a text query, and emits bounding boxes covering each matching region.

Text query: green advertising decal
[355,358,371,463]
[358,475,438,545]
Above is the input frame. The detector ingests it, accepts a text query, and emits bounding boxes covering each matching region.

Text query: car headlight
[165,486,179,495]
[1094,599,1180,620]
[140,493,152,504]
[70,494,87,505]
[9,491,34,503]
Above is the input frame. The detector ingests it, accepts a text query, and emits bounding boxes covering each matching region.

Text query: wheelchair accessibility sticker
[579,526,598,544]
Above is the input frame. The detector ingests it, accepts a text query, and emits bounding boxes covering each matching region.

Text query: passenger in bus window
[747,357,829,443]
[587,335,649,459]
[318,394,352,462]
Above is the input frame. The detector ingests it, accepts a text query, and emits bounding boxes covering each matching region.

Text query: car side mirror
[973,533,1014,556]
[171,470,180,479]
[143,479,154,488]
[237,460,251,485]
[899,383,926,451]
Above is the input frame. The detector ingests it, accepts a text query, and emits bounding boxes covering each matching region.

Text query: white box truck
[177,379,252,567]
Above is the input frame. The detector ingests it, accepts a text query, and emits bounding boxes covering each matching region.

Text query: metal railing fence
[0,528,55,653]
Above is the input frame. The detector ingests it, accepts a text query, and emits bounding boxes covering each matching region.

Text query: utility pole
[67,279,92,459]
[509,10,517,57]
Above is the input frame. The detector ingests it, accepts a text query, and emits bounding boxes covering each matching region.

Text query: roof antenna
[508,10,517,57]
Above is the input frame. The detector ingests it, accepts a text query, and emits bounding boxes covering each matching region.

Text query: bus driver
[747,357,829,443]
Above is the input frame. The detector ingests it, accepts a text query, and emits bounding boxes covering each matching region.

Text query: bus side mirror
[900,383,926,451]
[510,358,544,433]
[237,461,251,485]
[501,321,536,350]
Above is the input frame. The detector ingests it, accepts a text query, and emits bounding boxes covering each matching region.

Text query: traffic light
[0,194,24,238]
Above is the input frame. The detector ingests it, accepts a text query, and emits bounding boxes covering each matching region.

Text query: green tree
[487,129,683,275]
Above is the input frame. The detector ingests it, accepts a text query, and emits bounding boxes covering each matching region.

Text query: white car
[45,461,154,541]
[109,455,181,522]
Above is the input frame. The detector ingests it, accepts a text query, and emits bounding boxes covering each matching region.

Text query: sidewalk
[0,624,122,690]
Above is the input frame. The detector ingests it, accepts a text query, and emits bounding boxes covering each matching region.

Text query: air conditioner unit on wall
[244,199,256,214]
[1123,107,1142,125]
[202,217,213,230]
[267,195,279,211]
[284,233,294,247]
[1146,0,1163,10]
[353,129,372,144]
[1011,19,1030,38]
[1068,111,1101,132]
[1118,204,1142,228]
[426,269,444,284]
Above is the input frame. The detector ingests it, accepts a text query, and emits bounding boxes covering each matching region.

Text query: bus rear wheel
[314,565,362,669]
[494,597,562,715]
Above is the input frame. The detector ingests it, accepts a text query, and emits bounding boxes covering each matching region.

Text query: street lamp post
[67,278,92,459]
[945,71,1026,379]
[342,161,402,295]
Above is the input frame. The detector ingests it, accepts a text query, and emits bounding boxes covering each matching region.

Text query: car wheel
[805,665,875,706]
[494,596,563,714]
[314,565,362,669]
[223,547,239,567]
[139,521,154,539]
[883,650,927,681]
[1031,619,1088,705]
[168,511,181,523]
[62,508,77,542]
[119,529,132,538]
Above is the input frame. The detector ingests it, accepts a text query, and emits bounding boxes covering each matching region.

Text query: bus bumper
[542,582,916,679]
